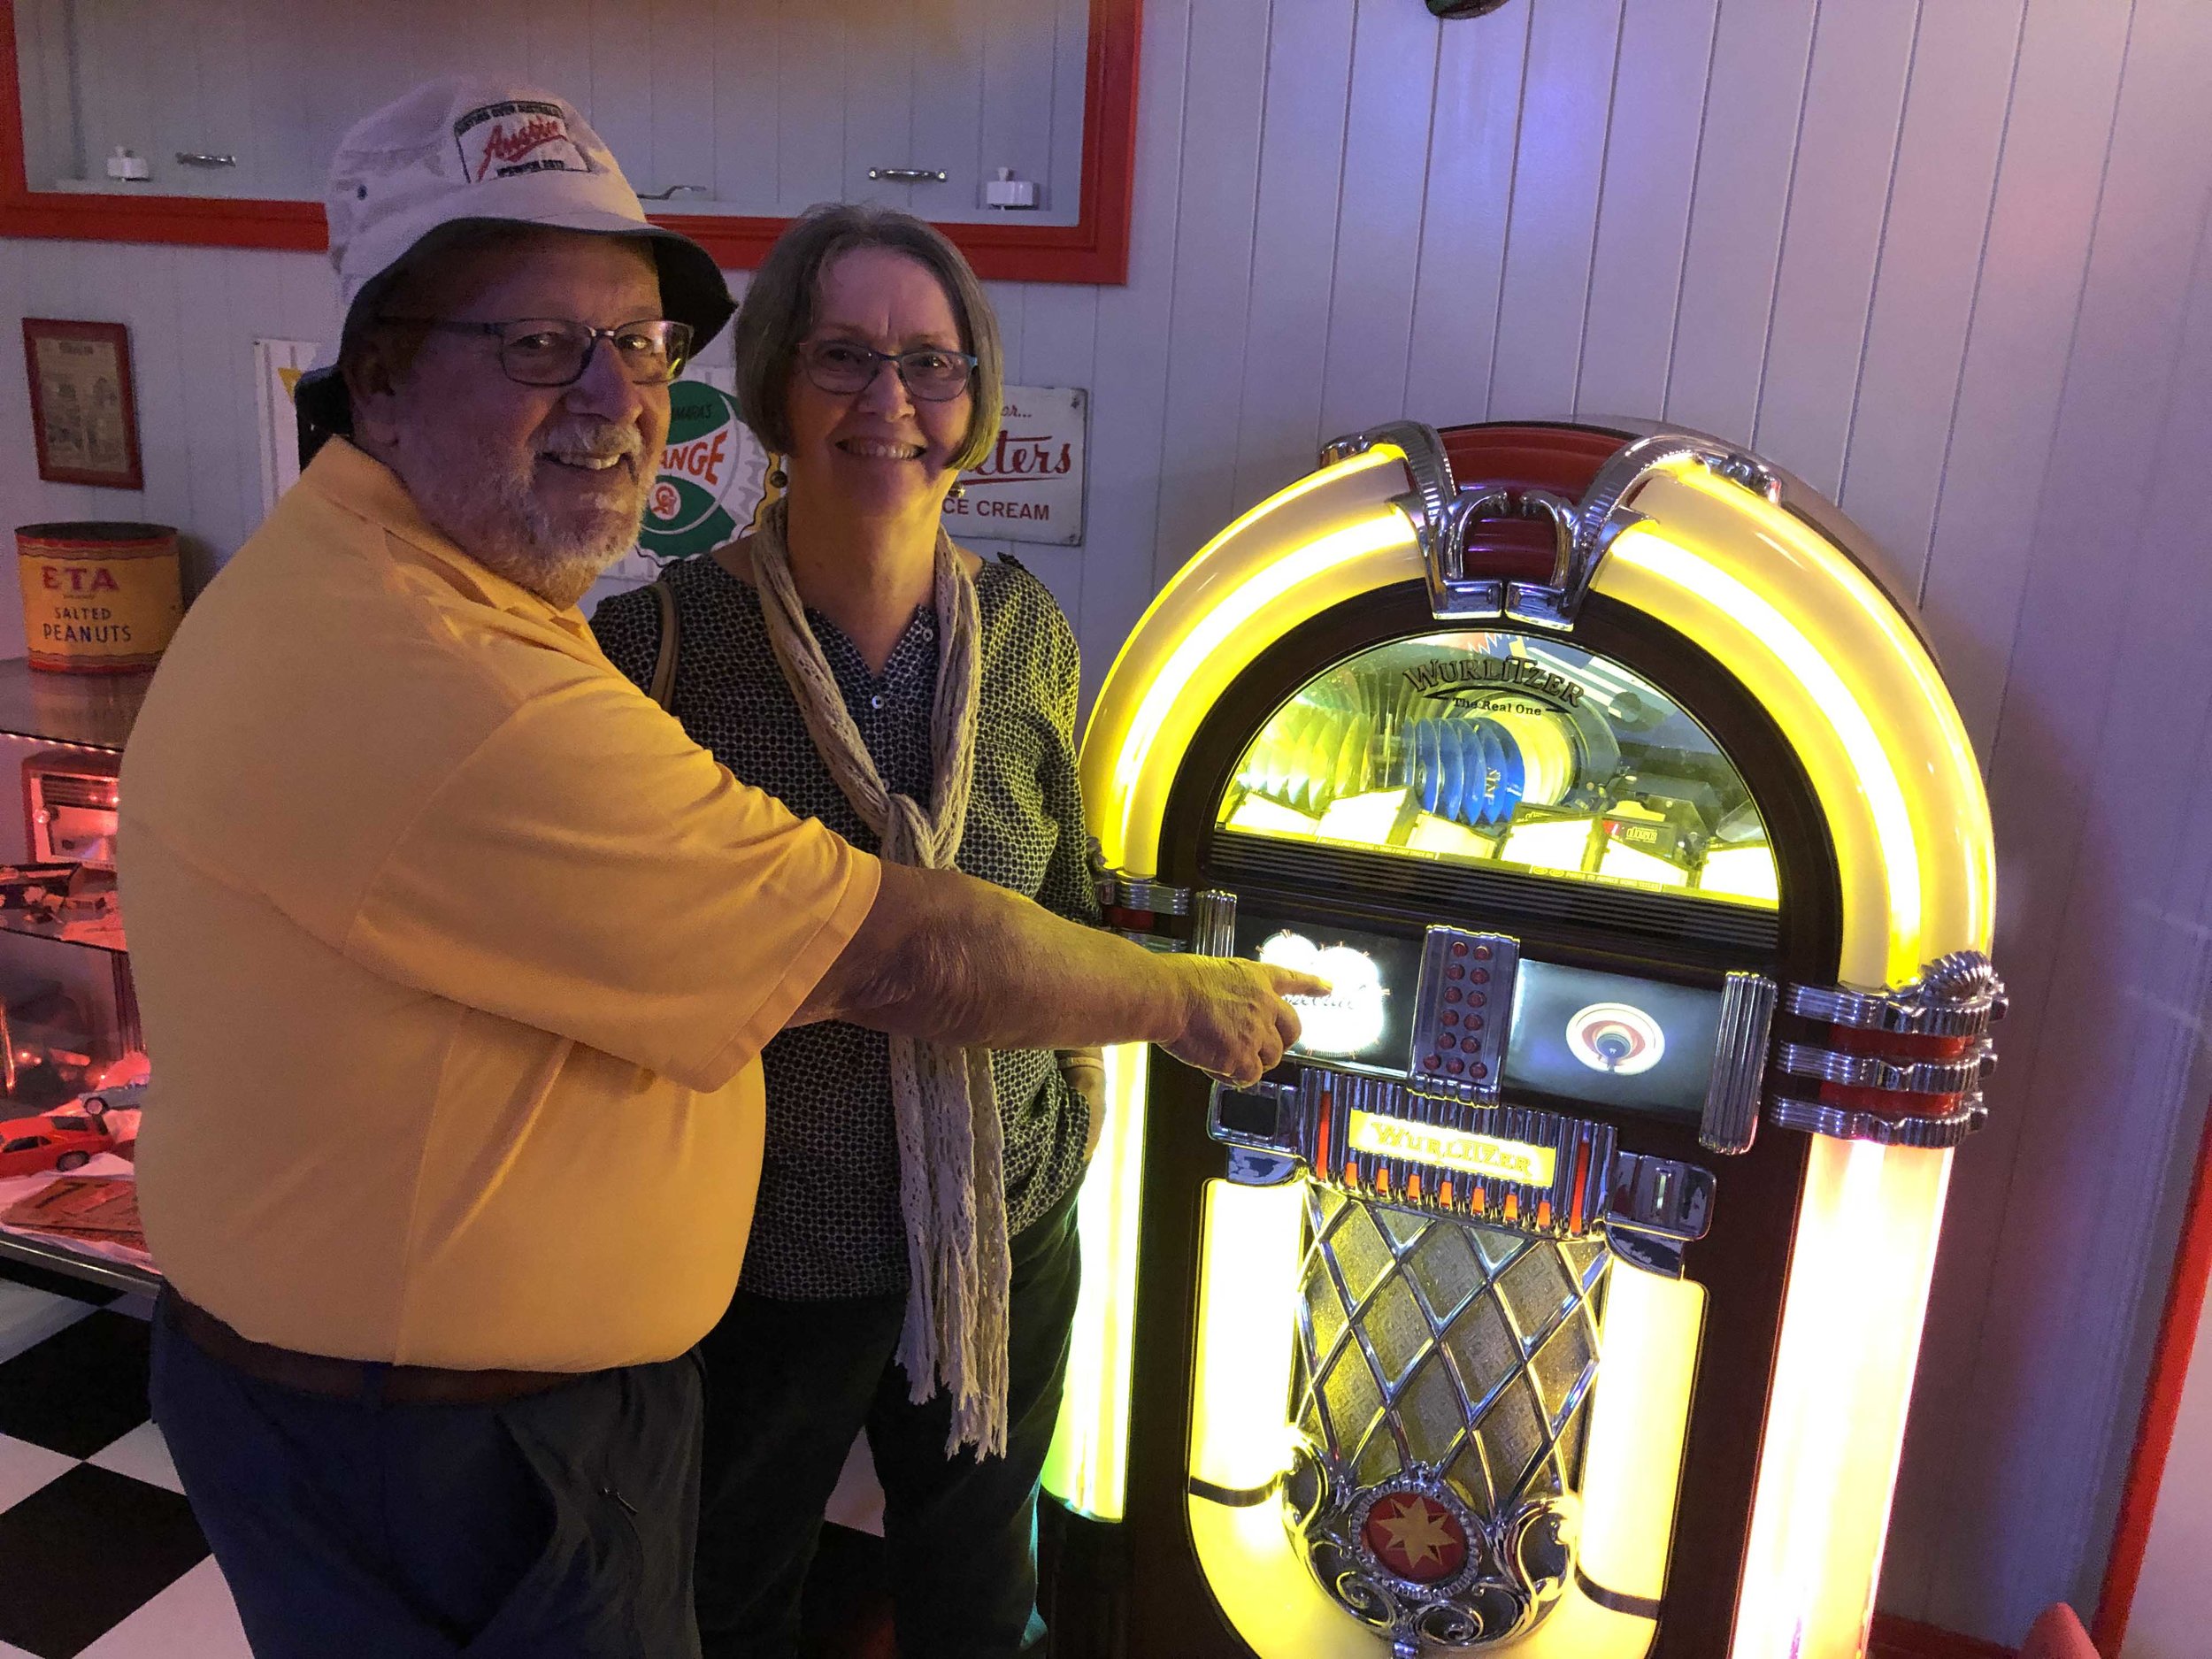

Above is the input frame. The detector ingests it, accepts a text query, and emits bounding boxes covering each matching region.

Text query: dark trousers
[695,1187,1082,1659]
[150,1288,706,1657]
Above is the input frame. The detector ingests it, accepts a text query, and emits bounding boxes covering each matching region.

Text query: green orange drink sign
[641,380,770,562]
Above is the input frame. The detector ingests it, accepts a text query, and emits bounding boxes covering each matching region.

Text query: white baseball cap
[297,77,732,446]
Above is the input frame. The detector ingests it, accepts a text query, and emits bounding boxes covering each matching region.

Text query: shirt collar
[298,438,584,633]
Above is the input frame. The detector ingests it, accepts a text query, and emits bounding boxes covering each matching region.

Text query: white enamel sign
[942,385,1087,547]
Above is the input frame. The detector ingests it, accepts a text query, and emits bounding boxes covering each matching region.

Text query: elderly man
[118,80,1311,1659]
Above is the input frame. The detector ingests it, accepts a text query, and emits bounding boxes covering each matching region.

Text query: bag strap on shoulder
[648,577,680,711]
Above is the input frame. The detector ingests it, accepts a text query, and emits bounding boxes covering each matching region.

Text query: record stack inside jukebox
[1039,422,2001,1659]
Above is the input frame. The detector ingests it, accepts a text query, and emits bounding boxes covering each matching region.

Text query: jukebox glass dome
[1217,632,1778,908]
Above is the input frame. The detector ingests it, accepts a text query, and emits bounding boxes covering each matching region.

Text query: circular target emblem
[1565,1001,1666,1075]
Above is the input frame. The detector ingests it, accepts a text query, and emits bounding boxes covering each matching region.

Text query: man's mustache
[537,421,644,462]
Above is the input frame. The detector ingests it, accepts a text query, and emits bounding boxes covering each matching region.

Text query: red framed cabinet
[0,0,1141,285]
[2093,1097,2212,1656]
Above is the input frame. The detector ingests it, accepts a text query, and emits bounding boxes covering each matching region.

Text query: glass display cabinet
[0,657,154,1295]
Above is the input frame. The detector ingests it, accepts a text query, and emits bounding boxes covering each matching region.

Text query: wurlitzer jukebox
[1038,423,2001,1659]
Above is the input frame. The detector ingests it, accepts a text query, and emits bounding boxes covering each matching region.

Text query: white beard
[404,416,648,609]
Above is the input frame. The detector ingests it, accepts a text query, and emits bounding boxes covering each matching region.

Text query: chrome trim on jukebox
[1775,1041,1992,1094]
[1780,949,2007,1038]
[1509,431,1782,631]
[1191,888,1239,957]
[1461,486,1583,629]
[1111,875,1191,916]
[1700,972,1777,1155]
[1766,1094,1988,1149]
[1764,952,2003,1143]
[1320,419,1799,629]
[1408,927,1518,1102]
[1321,419,1486,616]
[1207,1064,1715,1267]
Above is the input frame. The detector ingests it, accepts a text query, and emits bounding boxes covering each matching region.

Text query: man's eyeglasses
[798,339,977,403]
[379,317,695,387]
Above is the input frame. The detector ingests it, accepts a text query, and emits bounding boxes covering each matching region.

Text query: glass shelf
[0,658,149,751]
[0,904,125,955]
[0,1228,160,1295]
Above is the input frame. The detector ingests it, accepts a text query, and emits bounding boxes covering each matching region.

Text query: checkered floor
[0,1262,250,1659]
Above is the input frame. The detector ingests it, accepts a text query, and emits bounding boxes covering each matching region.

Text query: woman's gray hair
[733,204,1003,474]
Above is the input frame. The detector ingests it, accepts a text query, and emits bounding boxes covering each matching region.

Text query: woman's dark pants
[694,1187,1082,1659]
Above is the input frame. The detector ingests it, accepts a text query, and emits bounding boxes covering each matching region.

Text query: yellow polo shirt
[119,440,879,1371]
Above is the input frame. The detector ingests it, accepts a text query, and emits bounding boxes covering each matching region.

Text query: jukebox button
[1447,1058,1465,1076]
[1444,987,1463,1005]
[1450,940,1469,958]
[1440,1010,1460,1028]
[1474,945,1492,960]
[1471,967,1490,984]
[1468,991,1486,1007]
[1447,964,1466,983]
[1471,1061,1488,1079]
[1423,1056,1442,1071]
[1439,1033,1458,1050]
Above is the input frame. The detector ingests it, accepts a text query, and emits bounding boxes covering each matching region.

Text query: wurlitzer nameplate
[1408,926,1518,1100]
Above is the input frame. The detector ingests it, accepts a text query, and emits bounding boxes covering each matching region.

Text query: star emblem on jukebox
[1363,1491,1470,1582]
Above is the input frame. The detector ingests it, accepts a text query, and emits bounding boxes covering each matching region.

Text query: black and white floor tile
[0,1263,250,1659]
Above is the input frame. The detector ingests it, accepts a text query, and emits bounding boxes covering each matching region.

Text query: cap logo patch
[453,100,587,182]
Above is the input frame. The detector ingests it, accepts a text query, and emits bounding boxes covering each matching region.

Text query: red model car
[0,1099,118,1178]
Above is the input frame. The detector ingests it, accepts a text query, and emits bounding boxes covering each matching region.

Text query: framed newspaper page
[22,318,142,490]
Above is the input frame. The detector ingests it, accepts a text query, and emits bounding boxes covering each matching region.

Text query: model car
[0,1097,119,1178]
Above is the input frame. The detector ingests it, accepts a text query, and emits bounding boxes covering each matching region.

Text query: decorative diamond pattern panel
[1294,1184,1609,1527]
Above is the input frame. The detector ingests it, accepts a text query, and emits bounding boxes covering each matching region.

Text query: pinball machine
[1037,421,2002,1659]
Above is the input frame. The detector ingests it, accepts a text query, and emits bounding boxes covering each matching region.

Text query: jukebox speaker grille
[1288,1184,1608,1648]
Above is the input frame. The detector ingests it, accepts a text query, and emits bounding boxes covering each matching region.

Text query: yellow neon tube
[1729,1141,1952,1659]
[1082,446,1418,878]
[1576,1264,1706,1614]
[1590,465,1992,987]
[1606,532,1921,974]
[1580,463,1993,1659]
[1042,1041,1150,1519]
[1187,1179,1305,1495]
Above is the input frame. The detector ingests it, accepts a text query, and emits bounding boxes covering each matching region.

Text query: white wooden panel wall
[6,0,2212,1643]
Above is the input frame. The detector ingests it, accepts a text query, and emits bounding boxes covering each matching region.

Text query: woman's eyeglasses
[798,339,977,403]
[378,317,695,387]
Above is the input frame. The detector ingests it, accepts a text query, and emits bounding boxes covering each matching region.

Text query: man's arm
[795,862,1322,1087]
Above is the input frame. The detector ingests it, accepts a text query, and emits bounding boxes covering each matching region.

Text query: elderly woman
[591,204,1100,1658]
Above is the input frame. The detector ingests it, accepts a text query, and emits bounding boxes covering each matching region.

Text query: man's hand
[801,863,1329,1066]
[1162,957,1328,1087]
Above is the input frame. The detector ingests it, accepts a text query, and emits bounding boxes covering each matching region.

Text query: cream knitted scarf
[749,501,1011,1457]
